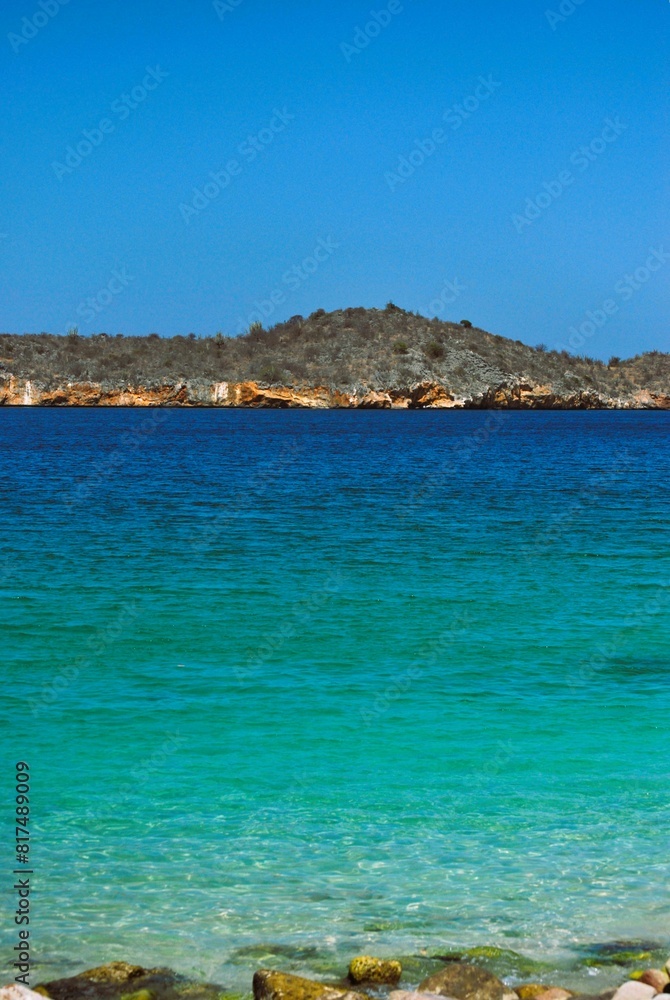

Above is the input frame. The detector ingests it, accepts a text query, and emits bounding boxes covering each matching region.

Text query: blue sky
[0,0,668,357]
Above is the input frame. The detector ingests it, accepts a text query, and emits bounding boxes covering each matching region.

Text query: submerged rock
[435,950,554,982]
[348,958,401,985]
[578,955,655,971]
[252,971,368,1000]
[419,963,504,1000]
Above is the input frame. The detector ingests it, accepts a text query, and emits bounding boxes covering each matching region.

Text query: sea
[1,409,669,993]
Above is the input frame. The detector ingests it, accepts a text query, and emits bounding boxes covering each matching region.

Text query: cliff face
[1,375,668,408]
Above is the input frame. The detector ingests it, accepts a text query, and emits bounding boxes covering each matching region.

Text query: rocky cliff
[1,375,668,408]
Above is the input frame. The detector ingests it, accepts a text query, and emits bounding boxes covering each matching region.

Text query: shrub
[248,321,264,338]
[536,343,548,352]
[608,356,620,368]
[259,363,283,383]
[67,325,79,339]
[386,301,400,312]
[425,341,445,360]
[393,340,408,354]
[460,319,473,328]
[148,333,160,341]
[188,332,197,341]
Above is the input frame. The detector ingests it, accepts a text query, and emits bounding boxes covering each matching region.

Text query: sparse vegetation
[425,341,445,360]
[0,307,667,400]
[460,319,473,328]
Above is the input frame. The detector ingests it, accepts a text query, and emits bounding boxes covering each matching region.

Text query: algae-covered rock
[578,955,654,970]
[252,971,368,1000]
[80,966,148,985]
[38,966,229,1000]
[419,963,504,1000]
[348,958,401,985]
[516,987,555,1000]
[576,943,667,972]
[466,950,520,963]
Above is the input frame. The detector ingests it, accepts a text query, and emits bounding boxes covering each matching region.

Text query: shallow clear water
[1,410,669,991]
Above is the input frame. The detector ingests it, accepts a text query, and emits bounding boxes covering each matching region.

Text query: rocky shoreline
[3,946,670,1000]
[1,377,670,409]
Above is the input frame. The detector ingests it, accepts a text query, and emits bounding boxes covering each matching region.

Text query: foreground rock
[610,985,657,1000]
[1,987,50,1000]
[348,959,401,985]
[390,992,445,1000]
[253,971,368,1000]
[633,973,669,992]
[36,963,226,1000]
[532,991,572,1000]
[419,963,504,1000]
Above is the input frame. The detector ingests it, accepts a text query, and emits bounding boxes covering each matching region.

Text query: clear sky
[1,0,668,358]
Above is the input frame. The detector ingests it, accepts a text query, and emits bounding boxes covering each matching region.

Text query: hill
[1,306,668,407]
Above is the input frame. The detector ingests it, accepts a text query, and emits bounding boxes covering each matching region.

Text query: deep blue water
[1,410,669,991]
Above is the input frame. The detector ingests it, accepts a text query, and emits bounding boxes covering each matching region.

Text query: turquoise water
[1,410,669,990]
